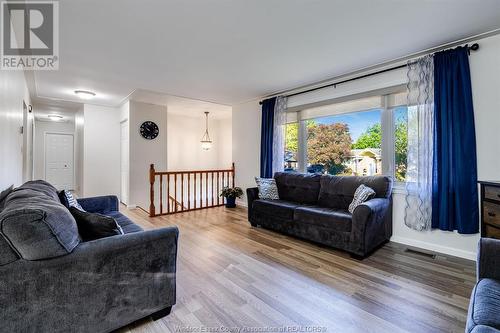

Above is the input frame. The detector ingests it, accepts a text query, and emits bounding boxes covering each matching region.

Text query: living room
[1,1,500,332]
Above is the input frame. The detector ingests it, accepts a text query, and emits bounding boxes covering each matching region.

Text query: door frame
[44,131,75,190]
[120,119,129,205]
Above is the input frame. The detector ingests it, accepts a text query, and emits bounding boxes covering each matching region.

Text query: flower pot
[225,196,236,208]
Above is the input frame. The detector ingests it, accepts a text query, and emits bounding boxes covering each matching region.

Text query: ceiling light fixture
[200,111,212,150]
[74,90,96,99]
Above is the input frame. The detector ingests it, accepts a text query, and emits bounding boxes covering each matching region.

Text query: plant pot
[225,196,236,208]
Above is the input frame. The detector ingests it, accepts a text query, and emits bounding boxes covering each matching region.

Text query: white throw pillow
[255,177,280,200]
[348,184,376,213]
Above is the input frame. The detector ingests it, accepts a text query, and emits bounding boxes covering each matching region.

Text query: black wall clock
[140,121,159,140]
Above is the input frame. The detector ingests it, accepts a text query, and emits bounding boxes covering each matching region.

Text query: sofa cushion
[255,177,280,200]
[69,207,124,241]
[107,211,144,234]
[0,181,80,260]
[467,278,500,332]
[348,184,376,213]
[12,180,59,202]
[318,175,393,210]
[58,190,85,211]
[294,206,352,232]
[253,199,300,220]
[274,172,321,204]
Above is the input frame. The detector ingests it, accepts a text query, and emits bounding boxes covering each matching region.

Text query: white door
[120,121,129,205]
[45,133,74,190]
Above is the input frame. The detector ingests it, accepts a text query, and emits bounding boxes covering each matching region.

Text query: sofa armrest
[350,198,391,255]
[77,195,119,213]
[477,238,500,280]
[246,187,259,222]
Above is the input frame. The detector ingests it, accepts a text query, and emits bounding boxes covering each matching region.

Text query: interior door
[45,133,74,190]
[120,121,129,205]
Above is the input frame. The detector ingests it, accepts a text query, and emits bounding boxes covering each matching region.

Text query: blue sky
[315,109,381,142]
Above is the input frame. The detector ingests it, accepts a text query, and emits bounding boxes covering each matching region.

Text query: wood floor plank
[120,206,475,333]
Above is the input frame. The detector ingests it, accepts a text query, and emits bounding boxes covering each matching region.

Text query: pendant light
[200,111,212,150]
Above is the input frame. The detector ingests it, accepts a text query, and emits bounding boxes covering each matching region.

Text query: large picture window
[306,110,382,176]
[284,92,408,184]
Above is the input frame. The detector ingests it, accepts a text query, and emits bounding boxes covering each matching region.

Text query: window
[284,92,409,183]
[306,109,382,176]
[284,122,299,172]
[393,106,408,182]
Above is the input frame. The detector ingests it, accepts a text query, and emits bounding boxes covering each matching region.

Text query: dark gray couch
[466,238,500,333]
[247,172,393,257]
[0,180,178,333]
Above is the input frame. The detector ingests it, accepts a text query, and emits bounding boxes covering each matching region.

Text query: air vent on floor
[404,248,436,259]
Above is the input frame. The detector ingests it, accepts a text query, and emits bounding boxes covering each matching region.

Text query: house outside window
[284,91,408,185]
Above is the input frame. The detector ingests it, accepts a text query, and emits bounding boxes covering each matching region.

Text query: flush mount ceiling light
[200,111,212,150]
[74,90,96,99]
[48,114,63,121]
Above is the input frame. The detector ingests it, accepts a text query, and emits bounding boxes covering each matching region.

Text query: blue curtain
[260,97,277,178]
[432,46,479,234]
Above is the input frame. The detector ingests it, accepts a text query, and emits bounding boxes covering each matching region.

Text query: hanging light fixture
[200,111,212,150]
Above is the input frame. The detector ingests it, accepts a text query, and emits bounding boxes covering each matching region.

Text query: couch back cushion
[318,175,393,209]
[274,172,321,204]
[0,181,80,260]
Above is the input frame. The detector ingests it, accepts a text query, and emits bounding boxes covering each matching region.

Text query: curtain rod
[259,43,479,105]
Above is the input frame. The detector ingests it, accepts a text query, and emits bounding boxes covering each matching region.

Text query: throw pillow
[348,184,376,213]
[59,190,85,211]
[255,177,280,200]
[69,207,124,241]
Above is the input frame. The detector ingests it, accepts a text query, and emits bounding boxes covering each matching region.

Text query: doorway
[45,133,74,190]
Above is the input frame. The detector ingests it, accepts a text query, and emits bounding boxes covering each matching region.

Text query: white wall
[74,107,84,195]
[217,117,233,168]
[128,101,168,210]
[118,101,130,204]
[0,70,31,191]
[167,113,232,171]
[82,104,121,198]
[232,34,500,260]
[33,120,75,182]
[232,99,261,205]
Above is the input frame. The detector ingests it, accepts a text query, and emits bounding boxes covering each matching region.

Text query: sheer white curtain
[272,96,287,174]
[404,55,434,231]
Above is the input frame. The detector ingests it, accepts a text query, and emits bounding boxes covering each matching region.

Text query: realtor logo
[1,1,59,70]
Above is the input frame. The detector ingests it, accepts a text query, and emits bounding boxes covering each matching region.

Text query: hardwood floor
[117,206,475,333]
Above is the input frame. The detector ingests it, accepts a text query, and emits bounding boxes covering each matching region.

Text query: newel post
[232,162,235,187]
[149,164,156,217]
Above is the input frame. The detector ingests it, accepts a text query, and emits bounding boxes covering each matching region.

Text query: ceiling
[32,0,500,107]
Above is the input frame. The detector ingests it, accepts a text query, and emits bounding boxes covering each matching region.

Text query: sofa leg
[151,306,172,321]
[350,253,366,260]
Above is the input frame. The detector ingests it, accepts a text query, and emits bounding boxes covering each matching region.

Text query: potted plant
[220,186,243,208]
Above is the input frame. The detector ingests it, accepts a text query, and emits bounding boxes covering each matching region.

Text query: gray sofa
[247,172,393,257]
[466,238,500,333]
[0,180,178,333]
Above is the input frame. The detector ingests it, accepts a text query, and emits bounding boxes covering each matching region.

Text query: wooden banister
[149,164,156,217]
[149,163,236,217]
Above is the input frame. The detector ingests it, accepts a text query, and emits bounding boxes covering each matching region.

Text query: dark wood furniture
[479,181,500,239]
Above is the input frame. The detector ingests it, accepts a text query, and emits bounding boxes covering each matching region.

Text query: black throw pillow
[69,207,124,241]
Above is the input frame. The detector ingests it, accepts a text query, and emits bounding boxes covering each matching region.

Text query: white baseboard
[126,204,137,209]
[236,199,247,207]
[390,236,477,261]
